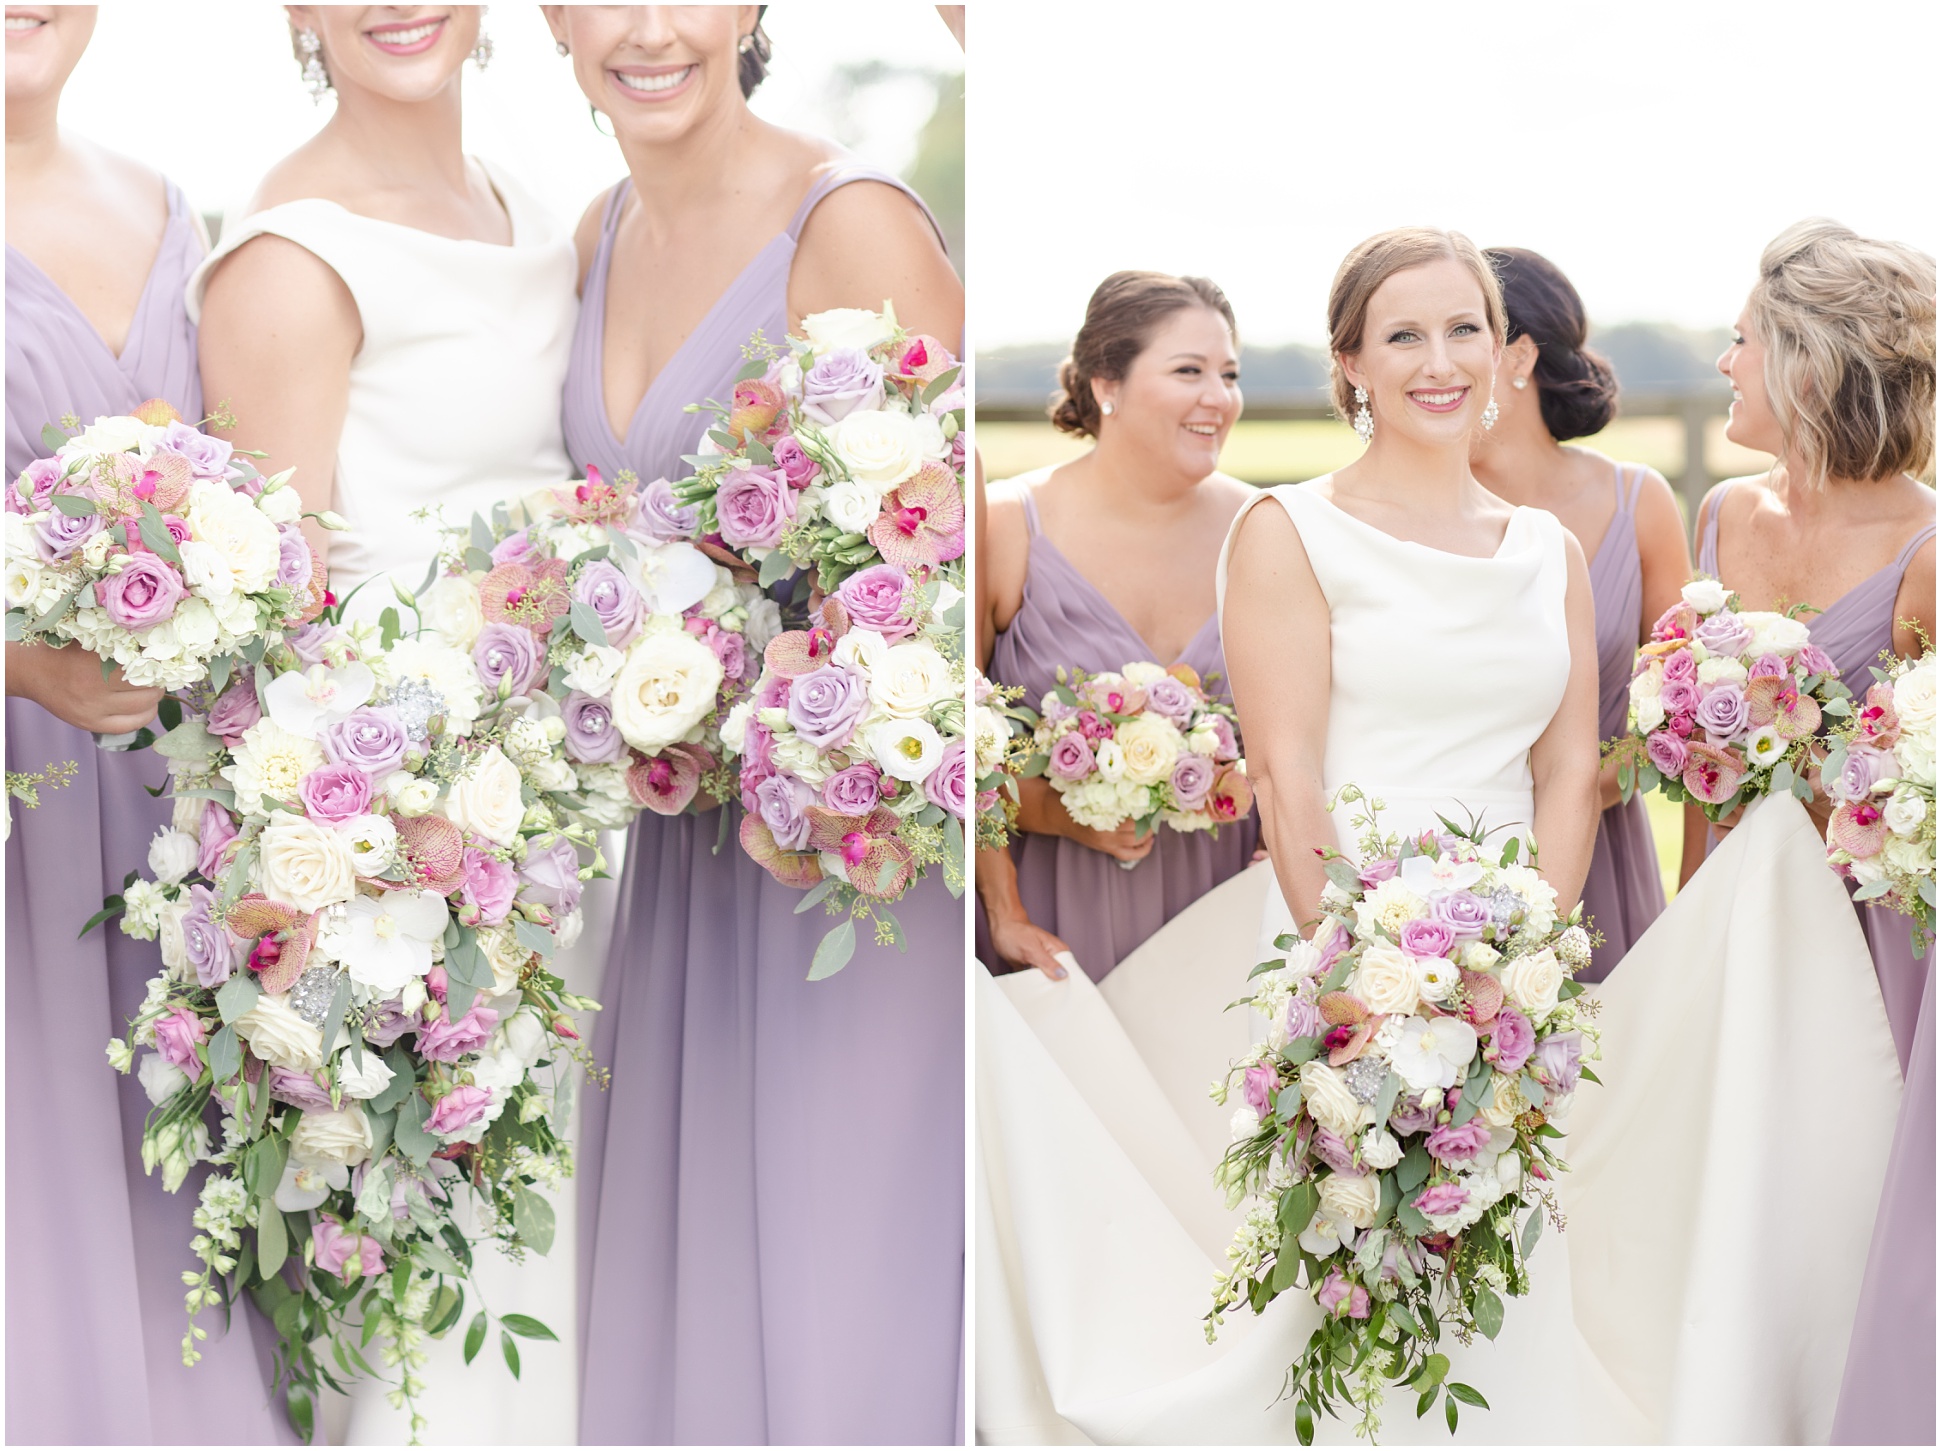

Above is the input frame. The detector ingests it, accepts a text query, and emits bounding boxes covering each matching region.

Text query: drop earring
[1352,385,1373,444]
[1481,394,1500,431]
[297,29,331,104]
[472,7,494,70]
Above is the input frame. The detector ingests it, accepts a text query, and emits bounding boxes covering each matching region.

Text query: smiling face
[1095,306,1242,478]
[5,6,95,110]
[285,5,478,105]
[1342,258,1501,448]
[1717,305,1785,455]
[548,5,759,146]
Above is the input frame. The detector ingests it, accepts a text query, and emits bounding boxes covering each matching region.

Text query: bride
[191,6,587,1442]
[976,228,1902,1444]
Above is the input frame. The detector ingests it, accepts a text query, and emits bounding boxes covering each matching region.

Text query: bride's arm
[197,235,360,564]
[1222,498,1334,933]
[1529,533,1600,911]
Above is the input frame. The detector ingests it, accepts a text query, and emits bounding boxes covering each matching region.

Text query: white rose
[257,484,302,525]
[445,747,527,848]
[833,625,888,674]
[186,481,281,593]
[419,573,484,649]
[609,631,724,754]
[1113,714,1184,787]
[1298,1059,1365,1138]
[1500,946,1564,1018]
[1352,941,1423,1016]
[562,643,626,698]
[1228,1102,1261,1142]
[1360,1127,1403,1171]
[1681,578,1731,614]
[235,993,325,1072]
[867,717,946,783]
[147,826,199,885]
[500,1008,549,1068]
[387,773,439,816]
[826,409,946,488]
[1121,661,1168,686]
[289,1105,374,1169]
[6,552,44,609]
[869,642,955,719]
[1480,1072,1528,1128]
[1743,612,1811,658]
[72,414,149,455]
[1696,656,1749,688]
[800,306,895,356]
[258,810,358,913]
[138,1051,190,1105]
[1461,940,1502,972]
[822,478,885,533]
[478,924,532,996]
[339,813,398,874]
[1894,662,1936,731]
[1899,735,1936,788]
[1883,785,1928,838]
[158,898,191,975]
[720,698,755,755]
[1632,693,1666,732]
[1317,1169,1381,1231]
[336,1051,396,1101]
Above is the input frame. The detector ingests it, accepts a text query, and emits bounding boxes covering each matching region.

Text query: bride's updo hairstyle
[1486,247,1619,441]
[1050,271,1238,438]
[1748,218,1935,487]
[1326,228,1506,424]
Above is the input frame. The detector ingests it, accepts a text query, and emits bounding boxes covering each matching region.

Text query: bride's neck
[324,83,470,193]
[1347,431,1483,511]
[616,105,762,237]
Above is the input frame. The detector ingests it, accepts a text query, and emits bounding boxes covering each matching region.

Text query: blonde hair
[1326,228,1507,421]
[1748,219,1935,487]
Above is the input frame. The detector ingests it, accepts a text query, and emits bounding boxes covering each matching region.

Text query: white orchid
[273,1158,349,1212]
[1387,1014,1480,1093]
[264,661,376,739]
[337,888,448,994]
[1397,852,1486,899]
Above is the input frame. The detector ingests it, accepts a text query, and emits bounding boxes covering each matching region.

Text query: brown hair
[738,8,772,98]
[1049,271,1238,438]
[1326,228,1506,421]
[1748,218,1935,487]
[1486,246,1619,441]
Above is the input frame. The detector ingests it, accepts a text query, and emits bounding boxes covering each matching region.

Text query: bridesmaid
[977,271,1260,982]
[1698,219,1934,1443]
[541,8,966,1443]
[4,7,286,1442]
[1470,247,1690,980]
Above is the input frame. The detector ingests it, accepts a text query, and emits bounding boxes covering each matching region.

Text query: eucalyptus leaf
[568,600,609,648]
[256,1195,288,1280]
[511,1185,556,1256]
[207,1023,242,1084]
[807,919,856,980]
[394,1091,437,1166]
[464,1310,488,1364]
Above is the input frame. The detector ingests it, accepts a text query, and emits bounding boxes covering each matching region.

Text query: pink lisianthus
[1413,1181,1470,1216]
[1318,1267,1372,1320]
[425,1084,494,1137]
[1484,1006,1535,1074]
[299,764,373,824]
[457,846,517,926]
[416,1002,500,1063]
[154,1007,209,1073]
[198,799,239,880]
[1241,1060,1279,1119]
[1645,730,1689,778]
[313,1219,385,1281]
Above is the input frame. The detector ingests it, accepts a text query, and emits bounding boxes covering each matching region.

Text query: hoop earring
[1481,394,1500,431]
[1352,385,1373,444]
[297,29,331,104]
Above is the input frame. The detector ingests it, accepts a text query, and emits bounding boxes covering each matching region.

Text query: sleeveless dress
[1577,463,1665,982]
[980,473,1259,982]
[1698,486,1937,1444]
[6,179,291,1444]
[562,166,965,1445]
[187,158,588,1446]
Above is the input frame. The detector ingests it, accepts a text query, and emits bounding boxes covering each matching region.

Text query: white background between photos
[72,2,962,240]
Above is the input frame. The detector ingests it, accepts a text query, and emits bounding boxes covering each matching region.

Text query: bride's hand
[988,912,1075,980]
[5,642,164,734]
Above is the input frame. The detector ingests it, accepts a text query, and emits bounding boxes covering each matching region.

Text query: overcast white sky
[969,0,1939,348]
[67,3,960,234]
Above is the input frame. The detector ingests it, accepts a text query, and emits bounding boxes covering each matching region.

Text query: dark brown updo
[738,8,772,98]
[1049,271,1239,438]
[1486,247,1619,441]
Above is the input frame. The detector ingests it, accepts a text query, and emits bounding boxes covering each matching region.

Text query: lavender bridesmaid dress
[562,167,964,1445]
[5,181,289,1443]
[1578,463,1666,982]
[1701,486,1935,1443]
[980,481,1260,983]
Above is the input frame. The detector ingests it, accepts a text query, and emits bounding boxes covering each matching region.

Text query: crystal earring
[1352,385,1373,444]
[472,27,494,69]
[297,29,331,104]
[1481,394,1500,431]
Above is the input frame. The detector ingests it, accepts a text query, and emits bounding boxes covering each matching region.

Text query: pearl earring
[1512,376,1528,391]
[1352,385,1372,444]
[556,40,570,56]
[738,33,756,54]
[1101,402,1115,417]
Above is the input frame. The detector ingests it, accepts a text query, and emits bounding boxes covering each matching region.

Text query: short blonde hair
[1326,228,1507,421]
[1749,219,1935,486]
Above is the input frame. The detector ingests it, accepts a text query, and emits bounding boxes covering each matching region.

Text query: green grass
[1643,789,1686,901]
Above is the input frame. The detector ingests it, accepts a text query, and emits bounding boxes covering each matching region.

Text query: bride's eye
[1451,323,1479,336]
[1387,329,1419,345]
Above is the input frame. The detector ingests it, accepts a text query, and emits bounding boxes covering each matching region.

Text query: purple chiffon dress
[5,180,290,1444]
[979,485,1260,983]
[1701,487,1935,1443]
[562,167,965,1446]
[1578,463,1666,982]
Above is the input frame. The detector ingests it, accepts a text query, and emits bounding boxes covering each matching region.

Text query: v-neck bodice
[560,163,944,486]
[5,178,202,477]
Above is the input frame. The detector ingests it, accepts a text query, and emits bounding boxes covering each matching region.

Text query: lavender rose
[473,623,547,697]
[715,464,798,551]
[1661,679,1701,718]
[801,347,887,425]
[771,435,820,490]
[1388,1097,1438,1136]
[560,690,627,764]
[756,773,815,851]
[1645,730,1689,777]
[632,476,699,542]
[35,505,104,562]
[834,563,916,641]
[1748,652,1788,680]
[1242,1061,1279,1119]
[1695,683,1749,741]
[100,554,187,629]
[1486,1006,1535,1073]
[362,999,418,1048]
[822,761,883,816]
[322,706,408,778]
[158,420,233,478]
[518,835,584,915]
[1170,752,1215,810]
[572,560,645,647]
[1798,643,1838,678]
[1311,1128,1362,1178]
[275,527,313,592]
[299,764,373,824]
[287,621,345,668]
[269,1067,337,1113]
[1286,992,1325,1040]
[182,884,241,987]
[785,662,870,749]
[1533,1031,1583,1094]
[1429,890,1490,939]
[1830,744,1896,805]
[1142,676,1197,728]
[925,737,968,819]
[1047,732,1096,782]
[1695,610,1753,659]
[196,803,238,882]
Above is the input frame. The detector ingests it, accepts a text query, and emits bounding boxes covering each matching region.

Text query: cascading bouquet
[1822,647,1935,953]
[5,403,327,705]
[1609,577,1851,820]
[1020,662,1252,838]
[420,469,774,832]
[1206,788,1599,1444]
[98,585,603,1440]
[671,305,970,977]
[972,668,1036,852]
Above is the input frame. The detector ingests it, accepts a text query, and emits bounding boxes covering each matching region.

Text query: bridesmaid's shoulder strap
[1019,486,1043,537]
[1697,479,1737,576]
[786,164,947,253]
[1894,520,1937,572]
[1618,460,1646,517]
[600,177,632,235]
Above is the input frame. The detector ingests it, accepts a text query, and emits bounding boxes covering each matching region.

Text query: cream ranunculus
[444,746,527,848]
[1115,714,1185,787]
[868,641,956,719]
[1298,1059,1365,1138]
[420,573,485,649]
[1352,940,1423,1016]
[609,631,724,755]
[235,993,325,1072]
[1883,784,1928,838]
[258,809,358,913]
[186,481,281,593]
[1318,1168,1381,1230]
[800,306,895,356]
[1500,945,1564,1018]
[826,409,947,489]
[290,1105,374,1169]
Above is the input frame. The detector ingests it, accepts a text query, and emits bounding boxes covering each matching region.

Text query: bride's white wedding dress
[976,481,1902,1445]
[190,159,601,1446]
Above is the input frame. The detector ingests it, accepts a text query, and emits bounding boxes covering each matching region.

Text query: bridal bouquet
[99,592,601,1439]
[5,403,326,696]
[1206,789,1599,1442]
[421,471,773,829]
[1823,649,1936,951]
[972,668,1035,851]
[1023,662,1252,836]
[1611,577,1852,821]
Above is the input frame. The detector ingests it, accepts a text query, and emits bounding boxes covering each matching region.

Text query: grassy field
[1644,790,1686,901]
